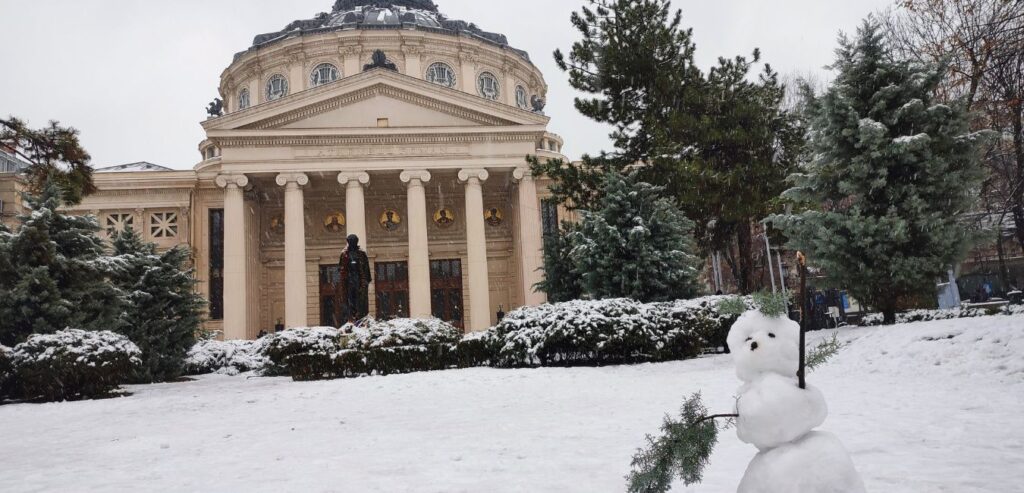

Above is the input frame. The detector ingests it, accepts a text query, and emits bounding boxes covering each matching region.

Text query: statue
[206,98,224,118]
[363,49,398,72]
[339,234,372,322]
[530,95,546,114]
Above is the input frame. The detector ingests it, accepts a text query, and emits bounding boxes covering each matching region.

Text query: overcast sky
[0,0,892,170]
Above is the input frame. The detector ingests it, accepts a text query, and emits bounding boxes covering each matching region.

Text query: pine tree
[0,116,95,205]
[569,172,701,302]
[0,181,123,346]
[535,0,803,293]
[772,18,986,324]
[109,228,205,383]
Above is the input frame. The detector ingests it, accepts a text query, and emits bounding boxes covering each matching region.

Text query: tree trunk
[736,223,755,295]
[996,222,1011,290]
[1013,103,1024,252]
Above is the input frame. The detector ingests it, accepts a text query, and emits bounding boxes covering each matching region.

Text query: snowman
[727,310,865,493]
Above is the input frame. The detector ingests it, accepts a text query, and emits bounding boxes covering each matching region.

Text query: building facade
[1,2,569,338]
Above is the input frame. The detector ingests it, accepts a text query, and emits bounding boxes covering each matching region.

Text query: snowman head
[727,310,801,382]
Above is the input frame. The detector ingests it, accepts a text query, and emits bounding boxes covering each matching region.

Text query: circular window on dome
[310,63,340,87]
[426,62,456,88]
[266,74,289,101]
[477,72,500,100]
[515,85,528,110]
[237,88,250,110]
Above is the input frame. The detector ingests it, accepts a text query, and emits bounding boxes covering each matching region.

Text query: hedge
[183,338,268,376]
[8,329,141,402]
[0,345,12,401]
[860,304,1024,326]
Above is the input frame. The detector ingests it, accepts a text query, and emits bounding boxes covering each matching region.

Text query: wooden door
[375,261,409,320]
[319,265,344,327]
[430,259,464,329]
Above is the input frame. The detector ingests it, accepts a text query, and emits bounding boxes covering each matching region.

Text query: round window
[426,62,457,88]
[310,63,340,87]
[477,72,500,100]
[266,74,289,101]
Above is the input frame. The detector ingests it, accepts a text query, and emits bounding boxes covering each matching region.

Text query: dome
[242,0,530,62]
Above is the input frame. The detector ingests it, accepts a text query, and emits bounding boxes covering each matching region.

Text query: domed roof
[241,0,530,62]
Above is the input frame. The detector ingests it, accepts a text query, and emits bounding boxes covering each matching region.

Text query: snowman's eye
[745,337,752,342]
[768,333,776,338]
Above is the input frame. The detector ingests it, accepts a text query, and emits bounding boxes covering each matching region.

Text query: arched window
[515,85,528,109]
[425,62,457,88]
[237,88,250,110]
[310,63,340,87]
[477,72,500,100]
[265,74,289,101]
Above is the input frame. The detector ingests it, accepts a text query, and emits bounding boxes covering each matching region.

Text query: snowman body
[728,311,865,493]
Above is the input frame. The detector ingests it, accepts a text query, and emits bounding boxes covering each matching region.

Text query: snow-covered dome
[243,0,530,62]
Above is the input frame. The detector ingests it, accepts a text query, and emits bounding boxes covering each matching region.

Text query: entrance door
[430,259,464,329]
[375,261,409,320]
[319,265,344,327]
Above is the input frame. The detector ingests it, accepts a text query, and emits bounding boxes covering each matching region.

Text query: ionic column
[337,171,371,244]
[401,170,432,318]
[459,168,491,331]
[215,173,249,340]
[276,173,310,328]
[513,167,546,306]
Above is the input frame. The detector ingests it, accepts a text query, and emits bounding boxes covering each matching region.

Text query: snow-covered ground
[2,315,1022,492]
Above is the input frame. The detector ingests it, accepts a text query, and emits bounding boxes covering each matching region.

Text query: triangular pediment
[203,69,548,133]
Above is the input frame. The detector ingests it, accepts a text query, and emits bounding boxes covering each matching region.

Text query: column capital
[275,172,309,187]
[400,170,432,185]
[215,173,249,189]
[337,171,370,186]
[512,167,535,181]
[458,168,489,183]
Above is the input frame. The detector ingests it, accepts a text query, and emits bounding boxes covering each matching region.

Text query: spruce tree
[772,19,985,324]
[535,220,583,303]
[109,228,205,383]
[569,172,701,302]
[0,181,123,346]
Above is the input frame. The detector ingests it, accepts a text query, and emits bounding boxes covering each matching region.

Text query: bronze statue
[339,234,372,322]
[363,49,398,72]
[206,98,224,118]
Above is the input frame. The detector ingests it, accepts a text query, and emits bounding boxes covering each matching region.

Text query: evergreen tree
[535,220,583,303]
[109,228,205,383]
[772,19,986,324]
[0,181,123,346]
[569,172,701,302]
[0,116,95,205]
[535,0,802,293]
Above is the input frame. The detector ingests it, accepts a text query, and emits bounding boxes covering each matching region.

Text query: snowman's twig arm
[694,413,739,425]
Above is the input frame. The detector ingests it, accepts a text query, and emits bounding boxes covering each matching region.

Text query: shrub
[860,304,1024,326]
[342,318,462,349]
[183,338,267,376]
[10,329,141,402]
[486,297,731,368]
[260,327,341,376]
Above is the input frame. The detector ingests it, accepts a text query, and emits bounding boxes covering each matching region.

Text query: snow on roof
[94,162,173,173]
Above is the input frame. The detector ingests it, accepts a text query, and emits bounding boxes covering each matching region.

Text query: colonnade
[215,167,544,339]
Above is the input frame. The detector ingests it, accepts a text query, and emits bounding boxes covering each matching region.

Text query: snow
[738,431,865,493]
[736,374,827,451]
[1,314,1023,492]
[727,311,801,382]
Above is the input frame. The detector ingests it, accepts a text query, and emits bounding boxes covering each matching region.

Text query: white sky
[0,0,892,170]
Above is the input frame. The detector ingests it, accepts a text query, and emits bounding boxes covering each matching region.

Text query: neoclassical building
[1,1,569,338]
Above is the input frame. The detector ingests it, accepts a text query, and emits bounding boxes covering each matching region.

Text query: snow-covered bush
[260,327,342,376]
[861,304,1024,326]
[488,297,731,368]
[183,338,267,376]
[10,329,141,402]
[341,318,462,349]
